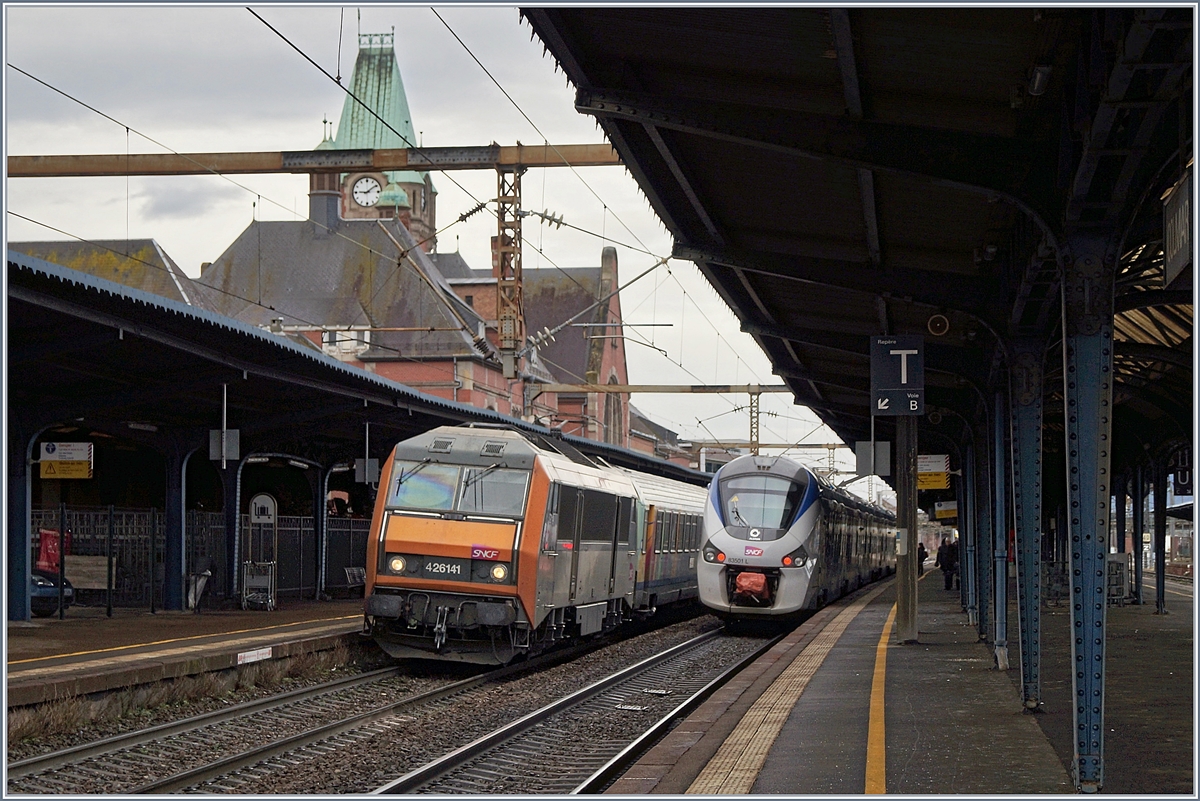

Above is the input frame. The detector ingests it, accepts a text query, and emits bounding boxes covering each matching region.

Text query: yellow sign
[40,460,93,479]
[918,471,949,490]
[934,501,958,519]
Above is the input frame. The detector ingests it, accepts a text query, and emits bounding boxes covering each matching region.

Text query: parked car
[31,569,74,617]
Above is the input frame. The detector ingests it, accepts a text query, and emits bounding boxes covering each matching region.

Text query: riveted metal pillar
[895,414,919,643]
[1114,473,1127,553]
[1132,465,1145,603]
[974,423,993,641]
[962,439,978,625]
[1153,462,1168,614]
[992,391,1009,669]
[163,443,186,611]
[1010,340,1044,708]
[1061,232,1116,792]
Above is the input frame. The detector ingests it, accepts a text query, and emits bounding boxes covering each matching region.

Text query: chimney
[309,173,341,237]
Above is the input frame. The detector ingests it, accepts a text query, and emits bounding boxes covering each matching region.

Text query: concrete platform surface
[6,599,365,707]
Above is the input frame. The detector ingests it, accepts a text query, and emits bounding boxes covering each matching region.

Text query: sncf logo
[472,546,500,560]
[744,546,764,557]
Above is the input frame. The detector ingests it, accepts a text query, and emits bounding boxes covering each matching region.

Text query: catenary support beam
[1010,339,1045,708]
[1061,231,1117,792]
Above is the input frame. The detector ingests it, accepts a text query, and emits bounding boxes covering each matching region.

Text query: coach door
[610,496,636,601]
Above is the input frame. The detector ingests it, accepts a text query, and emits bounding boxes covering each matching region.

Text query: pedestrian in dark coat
[935,537,958,590]
[916,542,928,575]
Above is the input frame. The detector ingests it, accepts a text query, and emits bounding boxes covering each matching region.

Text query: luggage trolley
[243,493,279,610]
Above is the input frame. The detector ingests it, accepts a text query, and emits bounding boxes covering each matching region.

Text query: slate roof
[197,218,488,360]
[8,239,211,310]
[524,267,606,385]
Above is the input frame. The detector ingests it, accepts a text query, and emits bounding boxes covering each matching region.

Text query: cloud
[133,178,245,221]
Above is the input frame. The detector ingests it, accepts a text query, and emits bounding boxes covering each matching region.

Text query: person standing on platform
[916,542,928,575]
[935,537,957,590]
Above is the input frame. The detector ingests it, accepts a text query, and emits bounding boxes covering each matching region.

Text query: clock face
[352,176,382,207]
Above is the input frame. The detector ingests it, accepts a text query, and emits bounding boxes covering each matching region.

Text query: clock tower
[306,32,438,249]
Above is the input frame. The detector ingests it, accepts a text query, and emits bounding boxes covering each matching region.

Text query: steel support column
[7,425,34,621]
[962,439,978,625]
[992,391,1010,669]
[1132,465,1145,603]
[1010,341,1044,707]
[1061,232,1117,792]
[1115,473,1127,553]
[1153,462,1168,613]
[895,415,919,643]
[163,443,186,611]
[974,424,993,641]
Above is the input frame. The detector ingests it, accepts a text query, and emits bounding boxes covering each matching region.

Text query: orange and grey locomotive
[363,425,707,663]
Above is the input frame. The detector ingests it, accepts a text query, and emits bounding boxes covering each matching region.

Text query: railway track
[5,665,461,794]
[373,629,781,795]
[7,615,739,795]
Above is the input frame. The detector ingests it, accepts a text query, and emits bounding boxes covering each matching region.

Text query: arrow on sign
[877,398,890,411]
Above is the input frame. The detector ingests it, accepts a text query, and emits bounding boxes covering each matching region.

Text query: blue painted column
[7,427,32,621]
[1132,465,1144,603]
[1114,473,1127,553]
[1153,462,1168,614]
[1061,232,1116,792]
[1010,340,1045,708]
[974,424,993,642]
[992,391,1009,669]
[163,442,185,610]
[955,438,974,618]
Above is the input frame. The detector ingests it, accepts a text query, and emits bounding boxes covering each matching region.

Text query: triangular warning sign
[44,462,57,475]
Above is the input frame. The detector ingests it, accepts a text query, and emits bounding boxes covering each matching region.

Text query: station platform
[611,567,1194,795]
[6,599,366,708]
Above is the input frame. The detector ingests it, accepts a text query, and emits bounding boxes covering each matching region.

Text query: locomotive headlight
[781,545,809,568]
[490,563,509,581]
[388,555,406,574]
[702,542,726,563]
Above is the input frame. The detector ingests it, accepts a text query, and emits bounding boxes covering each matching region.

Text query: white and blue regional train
[698,454,896,619]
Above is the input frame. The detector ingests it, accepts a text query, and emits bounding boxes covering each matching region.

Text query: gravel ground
[207,614,733,794]
[5,643,399,764]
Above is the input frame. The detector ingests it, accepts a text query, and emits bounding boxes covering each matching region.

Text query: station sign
[1163,169,1191,287]
[934,501,958,520]
[39,442,93,479]
[870,335,924,416]
[917,453,949,490]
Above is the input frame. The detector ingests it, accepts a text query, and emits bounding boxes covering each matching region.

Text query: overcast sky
[4,4,884,500]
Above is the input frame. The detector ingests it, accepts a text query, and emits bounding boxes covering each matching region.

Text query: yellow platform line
[687,582,890,795]
[864,602,898,794]
[8,614,361,666]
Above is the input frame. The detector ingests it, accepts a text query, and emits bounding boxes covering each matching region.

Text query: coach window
[617,496,634,545]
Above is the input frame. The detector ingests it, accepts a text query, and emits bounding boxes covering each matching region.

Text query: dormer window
[322,328,371,358]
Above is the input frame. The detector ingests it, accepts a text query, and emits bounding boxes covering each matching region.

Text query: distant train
[363,424,709,664]
[698,454,895,620]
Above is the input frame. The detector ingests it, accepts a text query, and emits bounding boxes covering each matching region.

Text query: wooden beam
[7,143,620,177]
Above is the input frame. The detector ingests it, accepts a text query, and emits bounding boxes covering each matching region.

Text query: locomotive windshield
[720,474,806,529]
[387,459,529,517]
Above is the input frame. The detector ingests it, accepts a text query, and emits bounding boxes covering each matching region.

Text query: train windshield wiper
[730,504,749,526]
[397,458,431,485]
[463,463,500,488]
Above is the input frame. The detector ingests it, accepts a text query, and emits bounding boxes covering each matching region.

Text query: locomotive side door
[560,485,583,604]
